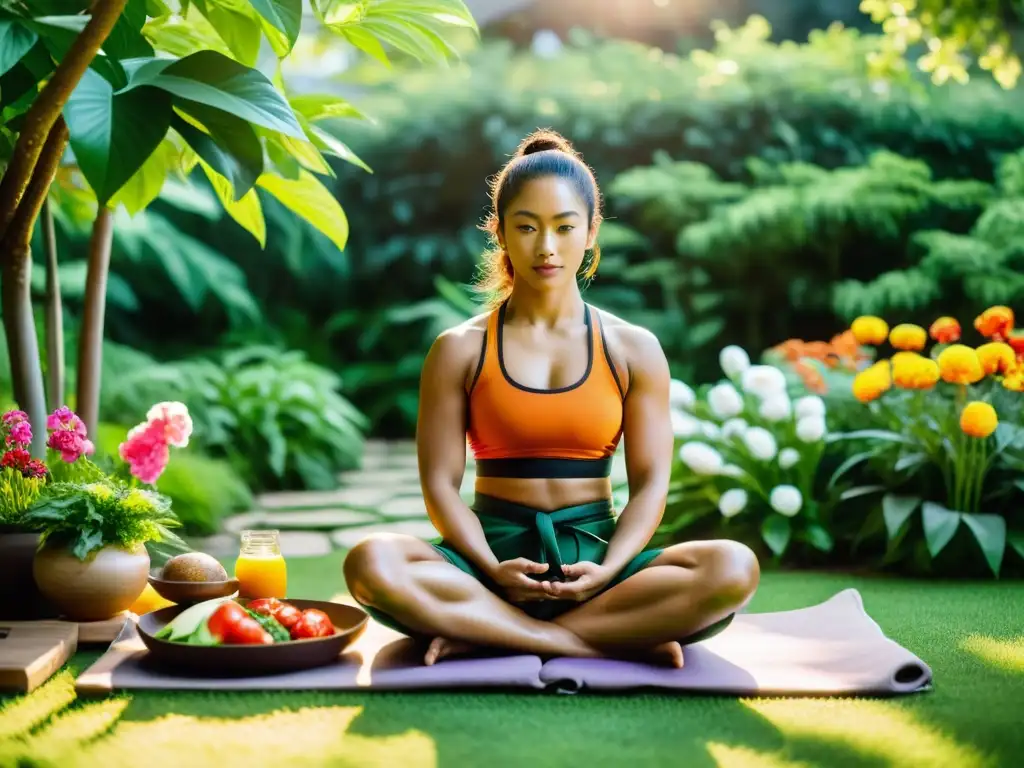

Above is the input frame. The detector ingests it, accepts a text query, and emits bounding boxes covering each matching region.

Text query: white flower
[794,395,826,420]
[669,379,696,411]
[701,421,721,440]
[719,464,745,478]
[742,426,778,461]
[721,418,747,439]
[718,488,748,518]
[145,401,193,447]
[795,415,827,443]
[707,382,744,419]
[758,394,792,422]
[769,485,803,517]
[678,442,724,475]
[778,447,800,469]
[670,409,702,438]
[740,365,787,399]
[719,345,751,379]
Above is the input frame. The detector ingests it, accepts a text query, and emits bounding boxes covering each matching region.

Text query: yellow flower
[85,482,114,501]
[936,344,985,384]
[889,323,927,351]
[852,361,892,402]
[960,401,998,438]
[1002,367,1024,392]
[851,316,889,345]
[891,352,939,389]
[976,342,1016,376]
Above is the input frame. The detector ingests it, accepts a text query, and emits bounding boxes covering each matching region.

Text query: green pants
[358,493,735,646]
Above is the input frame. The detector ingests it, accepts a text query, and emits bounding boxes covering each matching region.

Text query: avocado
[155,596,232,641]
[162,552,229,583]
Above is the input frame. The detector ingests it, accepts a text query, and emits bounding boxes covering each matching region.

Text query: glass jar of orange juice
[235,529,288,599]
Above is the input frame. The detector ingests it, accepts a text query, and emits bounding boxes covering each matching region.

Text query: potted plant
[17,403,193,621]
[0,407,101,619]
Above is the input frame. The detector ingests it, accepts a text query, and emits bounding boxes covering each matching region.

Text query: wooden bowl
[147,574,240,605]
[136,599,369,676]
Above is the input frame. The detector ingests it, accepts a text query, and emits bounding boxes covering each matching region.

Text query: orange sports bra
[466,301,625,479]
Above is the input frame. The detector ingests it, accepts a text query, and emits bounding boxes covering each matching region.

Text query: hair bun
[517,129,574,158]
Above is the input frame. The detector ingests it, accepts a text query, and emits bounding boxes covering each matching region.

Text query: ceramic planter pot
[0,527,58,620]
[33,540,150,622]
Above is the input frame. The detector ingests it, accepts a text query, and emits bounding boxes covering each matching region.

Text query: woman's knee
[342,535,407,604]
[692,540,760,611]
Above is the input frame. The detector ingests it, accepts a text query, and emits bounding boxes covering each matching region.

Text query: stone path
[192,440,629,559]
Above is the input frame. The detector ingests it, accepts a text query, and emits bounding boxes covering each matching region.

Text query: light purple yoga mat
[74,589,932,697]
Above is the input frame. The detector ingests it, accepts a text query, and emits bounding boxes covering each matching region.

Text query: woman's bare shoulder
[592,306,667,372]
[424,311,491,383]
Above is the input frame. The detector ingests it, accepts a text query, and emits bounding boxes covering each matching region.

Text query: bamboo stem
[75,206,114,439]
[43,199,65,408]
[0,0,129,246]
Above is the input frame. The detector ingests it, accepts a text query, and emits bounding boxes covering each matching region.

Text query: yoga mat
[75,589,932,697]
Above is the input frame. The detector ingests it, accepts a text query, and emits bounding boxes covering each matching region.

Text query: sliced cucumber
[154,596,234,641]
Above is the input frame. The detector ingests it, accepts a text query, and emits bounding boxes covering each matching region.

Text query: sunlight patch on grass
[67,704,437,768]
[741,699,994,768]
[707,742,811,768]
[0,697,129,767]
[961,634,1024,674]
[0,669,78,740]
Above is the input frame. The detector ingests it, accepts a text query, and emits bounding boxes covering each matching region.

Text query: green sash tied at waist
[471,493,622,582]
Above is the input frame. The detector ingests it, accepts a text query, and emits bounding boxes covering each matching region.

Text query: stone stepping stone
[337,468,421,490]
[224,509,380,533]
[278,531,332,557]
[187,533,238,558]
[331,520,439,549]
[378,497,427,519]
[256,486,393,510]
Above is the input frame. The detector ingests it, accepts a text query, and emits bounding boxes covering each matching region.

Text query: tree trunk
[2,249,48,458]
[43,200,64,408]
[0,0,129,245]
[76,207,114,439]
[0,121,68,457]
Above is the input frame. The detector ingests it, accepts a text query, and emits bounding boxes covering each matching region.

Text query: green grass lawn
[2,554,1022,768]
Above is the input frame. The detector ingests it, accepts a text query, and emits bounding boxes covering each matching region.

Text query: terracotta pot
[33,539,150,622]
[0,527,58,620]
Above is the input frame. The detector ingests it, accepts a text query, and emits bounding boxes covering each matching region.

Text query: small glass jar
[234,529,288,599]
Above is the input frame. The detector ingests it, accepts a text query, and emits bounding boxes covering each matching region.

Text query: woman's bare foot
[632,641,685,668]
[424,636,479,666]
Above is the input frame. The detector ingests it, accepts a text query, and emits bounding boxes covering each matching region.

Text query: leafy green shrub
[93,423,251,536]
[100,346,366,492]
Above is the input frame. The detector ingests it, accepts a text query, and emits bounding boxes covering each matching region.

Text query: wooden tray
[0,621,78,693]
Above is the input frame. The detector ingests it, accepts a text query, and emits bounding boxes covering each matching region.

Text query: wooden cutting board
[0,621,78,693]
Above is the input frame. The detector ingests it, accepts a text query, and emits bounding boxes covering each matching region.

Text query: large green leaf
[1010,531,1024,561]
[257,169,349,251]
[199,159,266,247]
[249,0,302,51]
[121,50,305,139]
[303,117,372,173]
[109,138,180,216]
[0,19,37,78]
[64,69,174,204]
[802,523,833,552]
[882,494,921,541]
[761,514,791,557]
[289,93,369,122]
[172,100,263,199]
[191,0,263,66]
[960,513,1007,577]
[102,0,153,59]
[921,501,961,558]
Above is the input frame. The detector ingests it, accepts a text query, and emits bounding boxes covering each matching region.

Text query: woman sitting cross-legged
[343,129,760,667]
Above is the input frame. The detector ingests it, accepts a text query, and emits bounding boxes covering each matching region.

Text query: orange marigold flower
[960,401,998,438]
[891,352,940,389]
[936,344,985,385]
[974,306,1014,340]
[1006,331,1024,359]
[889,323,927,351]
[852,361,892,402]
[795,360,827,394]
[929,316,961,344]
[976,342,1016,376]
[851,316,889,346]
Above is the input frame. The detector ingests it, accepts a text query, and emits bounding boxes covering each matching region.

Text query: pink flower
[5,419,32,448]
[145,402,192,448]
[47,405,86,435]
[2,410,28,425]
[118,420,170,485]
